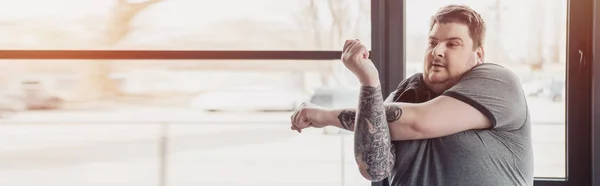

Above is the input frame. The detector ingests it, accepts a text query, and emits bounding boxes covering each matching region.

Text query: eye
[428,41,438,47]
[447,42,459,47]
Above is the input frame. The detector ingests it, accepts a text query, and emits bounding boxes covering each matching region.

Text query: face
[423,22,483,90]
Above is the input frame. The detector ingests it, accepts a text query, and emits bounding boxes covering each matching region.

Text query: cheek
[445,66,460,76]
[446,63,471,76]
[423,50,432,59]
[423,51,432,70]
[446,55,473,73]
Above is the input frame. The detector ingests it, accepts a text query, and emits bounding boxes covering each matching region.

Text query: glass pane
[342,132,370,186]
[406,0,567,178]
[0,0,371,51]
[0,59,362,185]
[0,124,160,186]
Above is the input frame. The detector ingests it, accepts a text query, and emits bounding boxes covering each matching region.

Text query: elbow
[357,163,392,182]
[368,175,389,182]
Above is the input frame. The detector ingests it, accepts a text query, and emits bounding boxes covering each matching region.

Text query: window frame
[373,0,595,185]
[592,0,600,184]
[0,0,593,185]
[0,50,342,60]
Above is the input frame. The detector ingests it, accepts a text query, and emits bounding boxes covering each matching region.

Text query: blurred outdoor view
[0,0,565,185]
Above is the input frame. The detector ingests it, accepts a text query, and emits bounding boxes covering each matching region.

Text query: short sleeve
[441,63,528,130]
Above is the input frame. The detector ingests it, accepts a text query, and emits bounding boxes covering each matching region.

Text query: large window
[0,0,594,186]
[0,0,371,50]
[0,0,373,186]
[0,58,367,186]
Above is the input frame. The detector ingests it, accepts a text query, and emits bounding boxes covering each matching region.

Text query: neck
[424,83,449,95]
[421,75,456,95]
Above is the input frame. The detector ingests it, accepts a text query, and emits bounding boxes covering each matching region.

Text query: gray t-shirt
[386,63,534,186]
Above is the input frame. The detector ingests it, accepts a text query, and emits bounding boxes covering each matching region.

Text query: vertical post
[371,0,388,95]
[371,0,406,97]
[158,122,169,186]
[591,0,600,185]
[567,0,593,185]
[385,0,406,93]
[371,0,404,185]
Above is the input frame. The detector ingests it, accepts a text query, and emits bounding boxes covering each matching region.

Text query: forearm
[352,85,395,181]
[328,103,422,141]
[329,105,402,131]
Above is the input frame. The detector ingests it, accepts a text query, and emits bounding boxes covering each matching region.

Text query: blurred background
[0,0,565,185]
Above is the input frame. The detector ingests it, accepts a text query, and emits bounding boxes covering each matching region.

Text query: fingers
[292,103,304,125]
[290,103,309,133]
[293,113,304,133]
[354,44,368,60]
[291,108,299,124]
[342,40,355,61]
[352,39,367,56]
[291,111,302,133]
[342,39,370,63]
[348,41,364,61]
[348,40,361,51]
[343,40,352,53]
[291,102,307,122]
[345,41,358,56]
[291,125,301,133]
[343,39,362,53]
[294,114,312,133]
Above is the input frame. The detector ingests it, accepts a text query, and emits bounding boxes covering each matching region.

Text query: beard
[425,57,456,84]
[423,70,460,94]
[421,51,481,93]
[422,57,474,93]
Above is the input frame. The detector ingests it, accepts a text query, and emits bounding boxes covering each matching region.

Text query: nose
[431,44,445,58]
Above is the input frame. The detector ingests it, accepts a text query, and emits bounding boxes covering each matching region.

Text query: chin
[428,79,449,85]
[426,73,449,84]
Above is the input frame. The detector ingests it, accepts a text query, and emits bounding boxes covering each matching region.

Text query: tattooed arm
[334,89,401,131]
[336,107,401,131]
[288,85,398,181]
[329,93,491,140]
[351,85,395,181]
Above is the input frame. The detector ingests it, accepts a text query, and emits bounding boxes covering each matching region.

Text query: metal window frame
[0,50,342,60]
[372,0,595,186]
[0,0,593,185]
[371,0,405,96]
[592,0,600,185]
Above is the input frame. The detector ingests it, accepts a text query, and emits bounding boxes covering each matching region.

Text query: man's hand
[341,39,380,86]
[290,102,334,133]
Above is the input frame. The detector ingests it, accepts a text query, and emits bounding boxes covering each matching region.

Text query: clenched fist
[290,102,332,133]
[341,39,380,86]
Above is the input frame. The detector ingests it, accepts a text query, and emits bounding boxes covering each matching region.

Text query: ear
[475,46,484,63]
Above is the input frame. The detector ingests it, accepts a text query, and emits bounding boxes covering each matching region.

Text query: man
[290,4,533,186]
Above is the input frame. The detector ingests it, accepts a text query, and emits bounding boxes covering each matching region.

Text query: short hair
[430,5,486,49]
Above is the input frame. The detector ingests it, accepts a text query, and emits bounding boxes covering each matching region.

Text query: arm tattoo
[385,105,402,123]
[353,85,395,180]
[338,110,356,130]
[337,105,403,131]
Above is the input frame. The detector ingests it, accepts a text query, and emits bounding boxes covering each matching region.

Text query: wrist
[323,109,338,126]
[356,71,380,87]
[359,78,381,87]
[321,109,340,127]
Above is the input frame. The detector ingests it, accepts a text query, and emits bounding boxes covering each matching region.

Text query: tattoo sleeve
[337,92,402,131]
[352,85,397,181]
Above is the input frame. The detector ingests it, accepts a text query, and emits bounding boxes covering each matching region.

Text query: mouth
[431,64,445,68]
